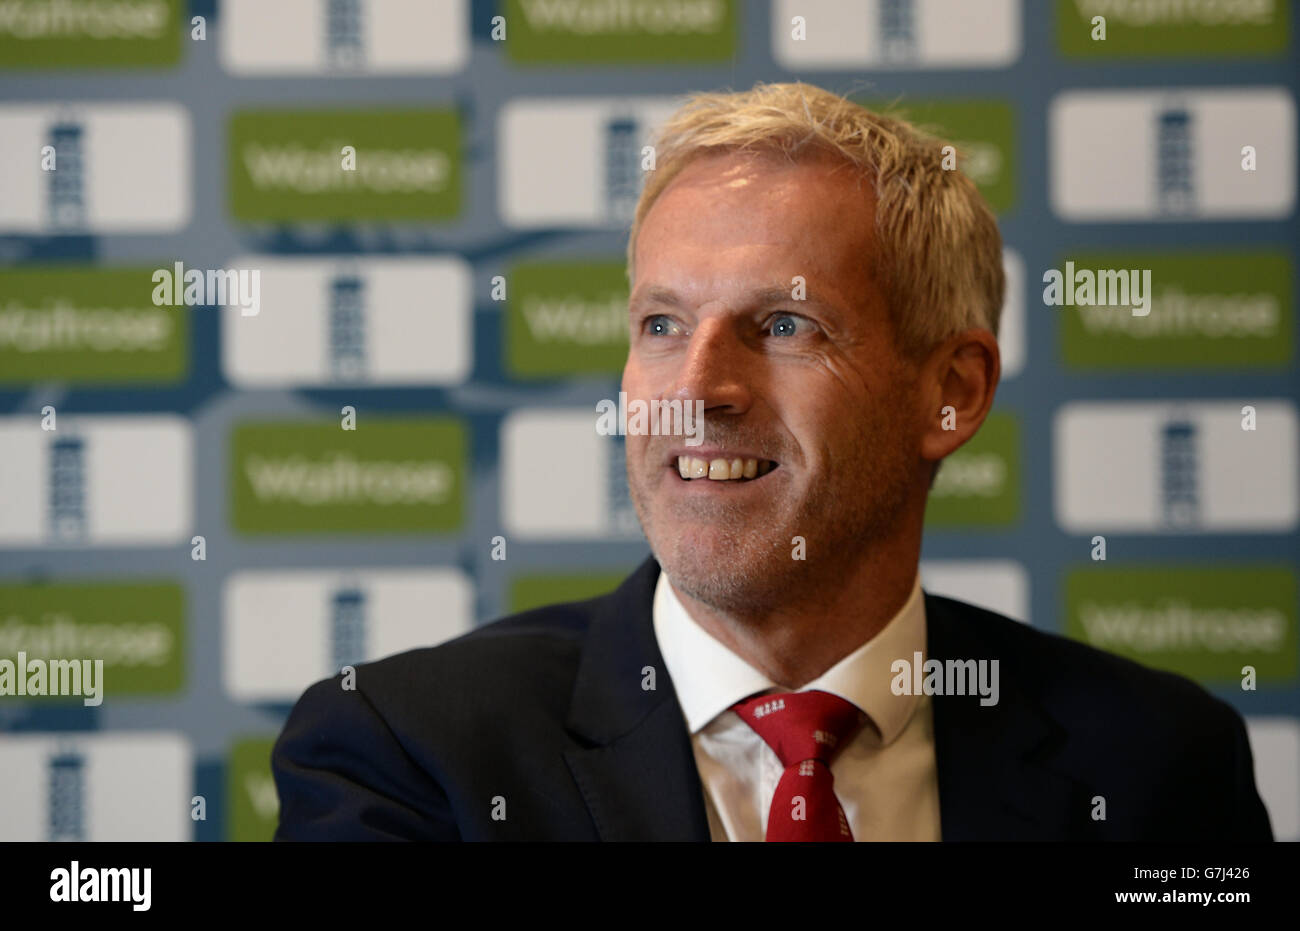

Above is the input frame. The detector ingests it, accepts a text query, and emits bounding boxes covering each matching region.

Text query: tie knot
[730,689,867,768]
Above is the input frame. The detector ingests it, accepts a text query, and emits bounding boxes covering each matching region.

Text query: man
[272,82,1273,841]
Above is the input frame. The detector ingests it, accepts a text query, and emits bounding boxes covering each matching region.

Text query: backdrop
[0,0,1296,841]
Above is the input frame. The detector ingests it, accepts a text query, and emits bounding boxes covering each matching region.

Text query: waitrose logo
[229,110,461,222]
[0,302,170,351]
[230,419,467,534]
[507,261,629,377]
[0,268,186,383]
[507,0,736,62]
[858,98,1016,212]
[0,0,181,67]
[243,453,452,506]
[0,0,168,35]
[0,583,184,695]
[1061,252,1292,370]
[241,143,448,195]
[1066,568,1297,684]
[1077,601,1286,651]
[510,571,631,613]
[924,412,1020,527]
[227,737,277,842]
[1059,0,1287,57]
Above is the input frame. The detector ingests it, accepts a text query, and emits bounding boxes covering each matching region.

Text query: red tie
[731,689,868,842]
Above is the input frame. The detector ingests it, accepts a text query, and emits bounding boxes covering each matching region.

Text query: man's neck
[667,548,920,690]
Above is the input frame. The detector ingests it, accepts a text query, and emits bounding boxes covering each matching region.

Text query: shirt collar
[652,569,926,745]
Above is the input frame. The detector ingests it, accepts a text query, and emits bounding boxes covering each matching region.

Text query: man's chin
[653,533,792,615]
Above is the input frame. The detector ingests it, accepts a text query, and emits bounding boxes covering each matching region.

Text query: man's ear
[918,328,1001,466]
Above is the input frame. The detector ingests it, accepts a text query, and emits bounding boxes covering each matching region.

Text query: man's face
[623,148,925,614]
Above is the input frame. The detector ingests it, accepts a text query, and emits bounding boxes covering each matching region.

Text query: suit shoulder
[319,591,606,718]
[926,593,1240,733]
[372,593,594,670]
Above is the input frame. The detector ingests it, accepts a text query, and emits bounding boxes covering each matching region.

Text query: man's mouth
[673,455,779,482]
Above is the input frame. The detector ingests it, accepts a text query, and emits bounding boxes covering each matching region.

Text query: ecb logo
[879,0,917,61]
[49,434,88,542]
[331,585,368,674]
[328,273,367,381]
[1159,418,1199,529]
[326,0,365,69]
[604,113,642,225]
[46,120,86,230]
[1156,104,1195,216]
[48,744,87,841]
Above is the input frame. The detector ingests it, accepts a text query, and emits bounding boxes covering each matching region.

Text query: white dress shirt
[651,570,942,841]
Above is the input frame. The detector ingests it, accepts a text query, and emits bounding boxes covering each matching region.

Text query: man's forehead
[628,281,845,314]
[670,144,857,185]
[637,152,873,262]
[631,148,880,319]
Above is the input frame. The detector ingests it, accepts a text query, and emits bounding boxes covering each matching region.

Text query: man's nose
[669,317,752,415]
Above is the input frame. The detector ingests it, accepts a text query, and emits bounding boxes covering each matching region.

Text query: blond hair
[626,81,1004,358]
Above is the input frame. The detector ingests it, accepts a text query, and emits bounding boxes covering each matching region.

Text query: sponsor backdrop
[0,0,1296,841]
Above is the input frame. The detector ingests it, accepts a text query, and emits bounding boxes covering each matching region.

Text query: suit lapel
[925,593,1085,840]
[562,557,712,841]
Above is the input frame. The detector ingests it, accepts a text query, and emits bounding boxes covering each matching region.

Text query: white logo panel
[921,559,1029,624]
[0,103,190,233]
[499,97,682,229]
[221,0,469,74]
[1054,400,1298,533]
[1246,716,1299,842]
[223,567,474,703]
[0,732,191,841]
[502,409,635,539]
[772,0,1021,70]
[0,415,192,547]
[1050,88,1295,220]
[222,256,472,387]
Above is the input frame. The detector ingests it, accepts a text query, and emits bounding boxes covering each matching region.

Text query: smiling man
[272,82,1273,842]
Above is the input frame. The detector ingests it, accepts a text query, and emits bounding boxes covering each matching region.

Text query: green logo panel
[924,412,1020,528]
[228,737,279,842]
[0,267,188,383]
[1065,567,1297,685]
[507,261,630,378]
[1057,0,1289,58]
[1060,251,1293,370]
[228,109,462,222]
[0,582,185,696]
[230,418,468,535]
[509,571,633,614]
[505,0,738,63]
[0,0,183,68]
[859,98,1016,212]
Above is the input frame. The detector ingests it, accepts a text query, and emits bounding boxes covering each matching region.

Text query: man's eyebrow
[629,285,838,312]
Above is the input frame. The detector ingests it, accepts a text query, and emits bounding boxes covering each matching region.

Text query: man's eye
[768,313,803,337]
[644,314,679,336]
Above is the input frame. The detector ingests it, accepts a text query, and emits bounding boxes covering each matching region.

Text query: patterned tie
[731,689,867,842]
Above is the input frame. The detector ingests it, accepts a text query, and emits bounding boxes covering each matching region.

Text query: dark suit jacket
[271,557,1273,841]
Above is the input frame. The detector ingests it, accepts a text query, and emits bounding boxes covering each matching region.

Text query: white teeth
[676,456,767,481]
